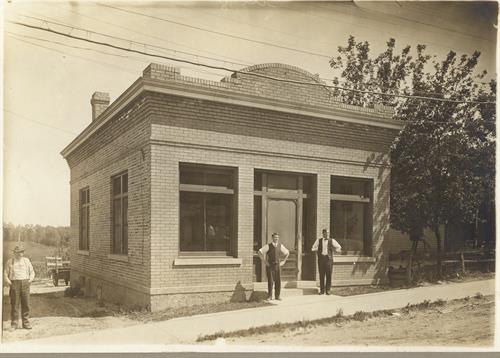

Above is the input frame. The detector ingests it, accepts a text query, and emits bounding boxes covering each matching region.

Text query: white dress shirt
[259,242,290,256]
[311,237,342,255]
[4,257,36,282]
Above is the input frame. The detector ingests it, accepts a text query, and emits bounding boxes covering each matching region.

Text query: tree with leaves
[330,36,496,280]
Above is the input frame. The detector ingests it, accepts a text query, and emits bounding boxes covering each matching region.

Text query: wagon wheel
[52,272,59,287]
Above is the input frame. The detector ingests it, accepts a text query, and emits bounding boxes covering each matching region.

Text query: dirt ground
[222,295,495,347]
[2,289,139,342]
[1,281,269,342]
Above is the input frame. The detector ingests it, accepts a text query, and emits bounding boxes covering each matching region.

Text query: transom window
[330,176,373,255]
[79,188,90,251]
[179,163,236,255]
[111,172,128,255]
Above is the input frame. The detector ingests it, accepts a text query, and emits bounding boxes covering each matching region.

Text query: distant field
[3,241,59,263]
[3,241,63,279]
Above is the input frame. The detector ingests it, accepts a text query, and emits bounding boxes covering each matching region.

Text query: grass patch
[401,298,447,314]
[197,296,481,342]
[197,306,398,342]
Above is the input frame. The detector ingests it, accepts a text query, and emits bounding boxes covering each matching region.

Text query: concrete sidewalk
[8,279,497,347]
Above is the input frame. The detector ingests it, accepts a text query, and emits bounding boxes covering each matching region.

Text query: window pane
[113,198,122,253]
[205,194,232,252]
[267,174,297,190]
[206,172,232,188]
[254,172,262,191]
[331,201,365,252]
[253,196,262,251]
[180,192,205,251]
[86,189,90,203]
[180,170,204,185]
[122,197,128,254]
[122,174,128,194]
[332,178,366,196]
[113,176,121,195]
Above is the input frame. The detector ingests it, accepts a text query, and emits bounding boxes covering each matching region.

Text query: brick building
[61,63,404,311]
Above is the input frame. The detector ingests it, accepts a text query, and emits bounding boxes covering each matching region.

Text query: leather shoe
[275,297,282,301]
[319,291,324,295]
[22,323,32,330]
[326,291,331,295]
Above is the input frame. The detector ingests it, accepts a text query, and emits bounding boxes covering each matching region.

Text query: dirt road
[223,295,495,347]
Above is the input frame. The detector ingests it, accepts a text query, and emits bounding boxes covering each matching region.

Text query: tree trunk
[434,227,443,279]
[443,223,450,252]
[406,238,418,284]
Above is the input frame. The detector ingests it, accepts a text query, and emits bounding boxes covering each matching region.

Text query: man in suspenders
[311,229,342,295]
[258,232,290,301]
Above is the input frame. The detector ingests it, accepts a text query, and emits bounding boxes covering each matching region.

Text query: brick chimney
[91,92,110,121]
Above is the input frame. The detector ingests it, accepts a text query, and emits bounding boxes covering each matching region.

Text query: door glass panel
[267,199,296,251]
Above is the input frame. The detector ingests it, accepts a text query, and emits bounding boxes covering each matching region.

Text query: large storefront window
[179,163,236,254]
[330,177,373,255]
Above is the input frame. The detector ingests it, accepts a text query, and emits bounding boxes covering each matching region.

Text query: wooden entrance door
[266,198,299,281]
[254,172,315,282]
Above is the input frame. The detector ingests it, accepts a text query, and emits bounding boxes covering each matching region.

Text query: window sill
[107,254,129,263]
[174,257,242,266]
[77,250,90,256]
[334,255,376,263]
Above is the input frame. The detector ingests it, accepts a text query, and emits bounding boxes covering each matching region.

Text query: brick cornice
[61,75,404,159]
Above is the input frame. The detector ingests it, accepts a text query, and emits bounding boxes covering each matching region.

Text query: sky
[2,1,497,226]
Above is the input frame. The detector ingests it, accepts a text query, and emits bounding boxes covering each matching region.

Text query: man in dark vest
[258,232,290,301]
[311,229,342,295]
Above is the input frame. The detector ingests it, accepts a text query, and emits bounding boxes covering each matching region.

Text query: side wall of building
[66,95,153,309]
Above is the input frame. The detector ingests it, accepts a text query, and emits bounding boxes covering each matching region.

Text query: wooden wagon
[45,256,70,286]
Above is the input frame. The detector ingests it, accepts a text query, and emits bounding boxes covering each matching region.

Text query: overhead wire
[51,5,253,67]
[282,2,494,55]
[7,31,230,80]
[9,20,496,106]
[350,2,495,43]
[96,3,333,59]
[10,13,494,90]
[14,12,251,68]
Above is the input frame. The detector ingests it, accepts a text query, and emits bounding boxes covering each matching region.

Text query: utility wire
[15,13,251,68]
[51,5,252,67]
[350,2,494,43]
[96,3,333,59]
[12,13,494,91]
[282,3,493,54]
[7,32,230,80]
[10,20,496,106]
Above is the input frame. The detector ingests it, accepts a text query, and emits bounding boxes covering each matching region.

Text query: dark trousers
[266,264,281,299]
[10,280,31,326]
[318,255,333,293]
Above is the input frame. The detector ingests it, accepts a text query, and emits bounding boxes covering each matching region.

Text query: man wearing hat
[4,243,36,330]
[311,229,342,295]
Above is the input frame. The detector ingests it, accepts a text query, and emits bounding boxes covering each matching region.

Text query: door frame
[258,173,306,281]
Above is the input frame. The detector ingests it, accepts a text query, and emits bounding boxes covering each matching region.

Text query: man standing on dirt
[3,244,36,330]
[311,229,342,295]
[258,232,289,301]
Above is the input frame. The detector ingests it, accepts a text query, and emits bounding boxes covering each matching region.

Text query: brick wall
[66,95,152,307]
